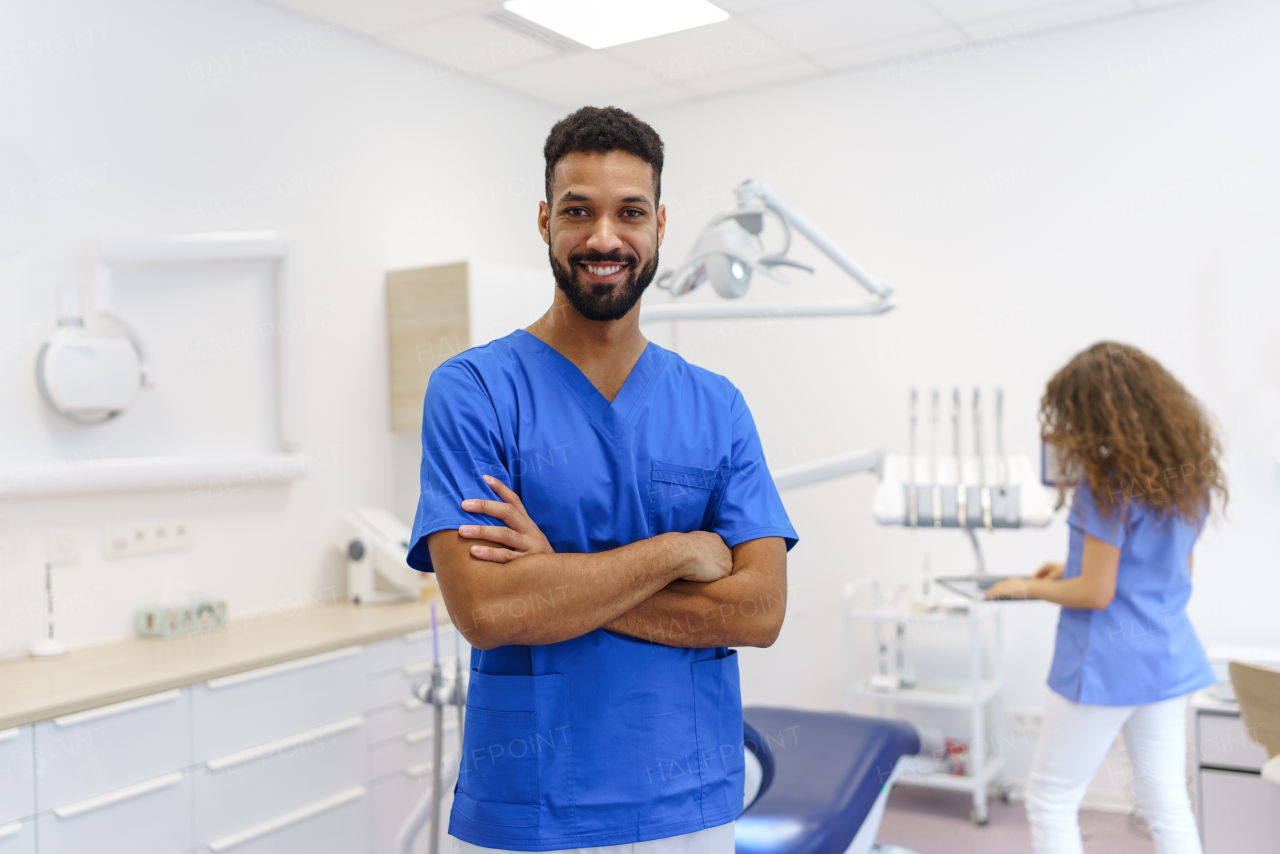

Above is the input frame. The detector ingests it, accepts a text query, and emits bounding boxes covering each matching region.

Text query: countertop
[0,595,450,731]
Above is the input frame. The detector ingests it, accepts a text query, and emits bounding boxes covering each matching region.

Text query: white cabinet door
[34,689,189,812]
[1200,768,1280,853]
[0,817,35,854]
[193,715,366,846]
[192,646,364,762]
[1198,712,1270,772]
[198,785,369,854]
[36,770,192,854]
[0,728,33,825]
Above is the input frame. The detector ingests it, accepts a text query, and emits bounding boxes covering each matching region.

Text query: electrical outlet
[103,520,193,559]
[46,530,79,564]
[1009,706,1044,732]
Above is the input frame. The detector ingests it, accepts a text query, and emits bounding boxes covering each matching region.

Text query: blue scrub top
[408,329,798,851]
[1047,483,1214,707]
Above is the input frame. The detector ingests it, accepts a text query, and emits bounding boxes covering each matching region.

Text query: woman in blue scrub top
[409,107,797,854]
[985,342,1227,854]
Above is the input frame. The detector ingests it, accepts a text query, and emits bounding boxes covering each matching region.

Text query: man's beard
[549,247,658,323]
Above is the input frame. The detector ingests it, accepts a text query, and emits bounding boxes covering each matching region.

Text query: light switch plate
[46,529,79,564]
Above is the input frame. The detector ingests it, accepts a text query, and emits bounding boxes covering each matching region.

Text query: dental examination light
[640,179,896,488]
[36,250,154,424]
[648,178,894,319]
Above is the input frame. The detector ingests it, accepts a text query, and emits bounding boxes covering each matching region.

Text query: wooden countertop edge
[0,598,454,731]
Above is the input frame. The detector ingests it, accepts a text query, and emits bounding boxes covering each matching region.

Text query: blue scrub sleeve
[407,363,509,572]
[1067,482,1127,548]
[712,390,799,551]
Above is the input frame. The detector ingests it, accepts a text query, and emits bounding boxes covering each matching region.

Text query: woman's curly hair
[1039,342,1227,523]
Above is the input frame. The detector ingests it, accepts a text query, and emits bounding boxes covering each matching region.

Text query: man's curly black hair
[543,106,664,205]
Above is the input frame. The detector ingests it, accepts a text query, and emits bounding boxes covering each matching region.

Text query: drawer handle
[207,785,365,851]
[206,715,364,771]
[405,754,452,779]
[0,727,21,743]
[205,646,361,689]
[52,689,182,727]
[0,821,22,840]
[54,771,183,819]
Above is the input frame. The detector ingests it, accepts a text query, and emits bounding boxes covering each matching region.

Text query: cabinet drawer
[1200,768,1280,853]
[194,715,366,845]
[368,697,437,745]
[368,656,466,711]
[369,771,432,854]
[0,728,33,825]
[192,646,364,762]
[198,785,368,854]
[37,770,191,854]
[1198,712,1270,772]
[370,718,459,782]
[0,818,35,854]
[34,689,189,812]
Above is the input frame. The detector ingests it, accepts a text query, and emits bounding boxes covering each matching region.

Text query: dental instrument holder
[395,610,467,854]
[902,387,1020,573]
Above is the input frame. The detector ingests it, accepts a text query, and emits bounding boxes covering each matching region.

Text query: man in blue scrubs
[407,106,798,854]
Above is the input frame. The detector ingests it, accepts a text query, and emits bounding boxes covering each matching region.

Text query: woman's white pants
[1025,691,1202,854]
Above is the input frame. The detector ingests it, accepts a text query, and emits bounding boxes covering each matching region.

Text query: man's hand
[463,478,732,584]
[983,577,1036,600]
[673,531,733,582]
[457,475,555,563]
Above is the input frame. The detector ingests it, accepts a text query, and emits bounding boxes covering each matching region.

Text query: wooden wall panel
[387,262,469,433]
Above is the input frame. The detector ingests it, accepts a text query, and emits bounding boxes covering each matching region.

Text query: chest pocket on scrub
[648,460,730,535]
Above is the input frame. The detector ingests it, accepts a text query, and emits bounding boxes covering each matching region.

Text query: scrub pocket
[648,460,729,535]
[692,651,745,822]
[455,673,557,828]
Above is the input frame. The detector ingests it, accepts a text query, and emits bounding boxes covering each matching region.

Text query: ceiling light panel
[503,0,730,49]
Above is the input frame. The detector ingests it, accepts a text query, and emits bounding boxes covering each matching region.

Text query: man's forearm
[604,538,788,648]
[431,531,708,649]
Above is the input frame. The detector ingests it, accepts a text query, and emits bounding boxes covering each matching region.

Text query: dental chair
[738,707,923,854]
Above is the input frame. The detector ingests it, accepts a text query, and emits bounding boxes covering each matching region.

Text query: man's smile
[580,261,629,282]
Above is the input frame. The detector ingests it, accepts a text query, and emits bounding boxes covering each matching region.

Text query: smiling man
[407,106,798,854]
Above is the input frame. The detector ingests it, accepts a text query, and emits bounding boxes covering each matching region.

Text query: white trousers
[453,822,735,854]
[1025,691,1202,854]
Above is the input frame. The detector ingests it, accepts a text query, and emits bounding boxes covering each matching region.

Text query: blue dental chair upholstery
[737,707,921,854]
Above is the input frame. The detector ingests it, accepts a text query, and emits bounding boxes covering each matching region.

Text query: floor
[876,786,1156,854]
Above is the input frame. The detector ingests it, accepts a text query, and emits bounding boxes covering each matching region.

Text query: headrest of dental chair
[737,707,920,854]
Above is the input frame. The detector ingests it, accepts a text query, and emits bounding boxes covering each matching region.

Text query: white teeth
[584,263,623,276]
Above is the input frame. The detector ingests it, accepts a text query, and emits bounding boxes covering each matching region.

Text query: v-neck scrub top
[1046,483,1214,707]
[408,330,798,851]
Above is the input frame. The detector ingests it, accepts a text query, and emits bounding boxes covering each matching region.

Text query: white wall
[644,0,1280,794]
[0,0,559,654]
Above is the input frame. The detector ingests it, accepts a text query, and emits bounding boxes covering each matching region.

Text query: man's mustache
[568,250,637,266]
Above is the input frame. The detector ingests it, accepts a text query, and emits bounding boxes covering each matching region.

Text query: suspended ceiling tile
[382,12,564,74]
[265,0,498,37]
[606,18,804,90]
[959,0,1136,39]
[743,0,949,56]
[711,0,801,13]
[681,55,824,97]
[813,27,965,71]
[607,83,700,112]
[1131,0,1209,7]
[926,0,1093,24]
[485,51,660,108]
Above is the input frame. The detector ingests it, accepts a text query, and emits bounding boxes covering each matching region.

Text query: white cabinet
[193,715,367,846]
[0,818,35,854]
[0,728,33,826]
[1200,769,1280,853]
[196,785,369,854]
[1192,692,1280,853]
[192,646,364,762]
[34,689,189,812]
[36,770,191,854]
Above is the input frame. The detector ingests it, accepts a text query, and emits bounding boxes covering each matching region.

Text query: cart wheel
[971,805,989,825]
[999,783,1017,805]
